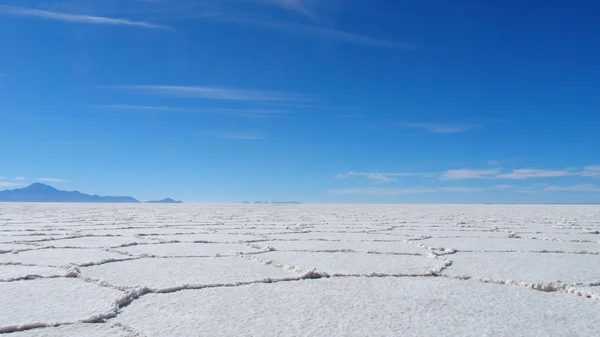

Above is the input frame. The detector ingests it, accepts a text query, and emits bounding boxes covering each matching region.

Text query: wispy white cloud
[330,187,489,195]
[204,132,264,140]
[396,122,477,134]
[213,108,292,118]
[330,188,435,195]
[0,181,25,187]
[496,169,572,179]
[297,25,410,48]
[442,168,575,180]
[580,165,600,178]
[0,5,171,29]
[440,168,502,180]
[261,21,412,48]
[488,160,501,166]
[254,0,318,19]
[539,184,600,192]
[14,177,27,181]
[37,178,68,183]
[206,14,412,48]
[115,85,312,102]
[336,171,435,183]
[94,104,292,118]
[93,105,186,112]
[342,165,600,183]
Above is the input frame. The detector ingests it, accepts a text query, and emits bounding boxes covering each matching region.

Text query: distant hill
[0,183,140,203]
[242,201,302,205]
[146,198,183,204]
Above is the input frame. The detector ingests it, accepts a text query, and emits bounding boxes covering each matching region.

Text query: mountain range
[146,198,183,204]
[0,183,182,203]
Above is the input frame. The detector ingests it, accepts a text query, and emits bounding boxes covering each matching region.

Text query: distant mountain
[242,201,302,205]
[0,183,140,203]
[146,198,183,204]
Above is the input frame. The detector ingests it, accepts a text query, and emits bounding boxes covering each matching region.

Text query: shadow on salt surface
[417,237,600,253]
[37,236,152,249]
[0,278,121,332]
[114,277,600,337]
[79,227,203,236]
[0,264,70,281]
[7,323,130,337]
[154,233,265,243]
[527,232,600,242]
[0,235,72,243]
[249,251,445,276]
[0,248,130,267]
[444,252,600,284]
[0,243,38,253]
[266,232,412,242]
[80,257,304,290]
[113,242,263,257]
[389,229,509,238]
[252,240,428,255]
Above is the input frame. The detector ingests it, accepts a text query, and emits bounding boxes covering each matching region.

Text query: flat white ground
[0,204,599,336]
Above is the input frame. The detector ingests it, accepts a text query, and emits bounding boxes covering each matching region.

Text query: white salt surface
[1,204,599,335]
[0,278,121,329]
[0,248,131,267]
[417,237,600,253]
[0,264,68,281]
[38,236,149,248]
[267,232,410,241]
[0,235,70,243]
[253,240,428,254]
[115,277,600,337]
[9,323,130,337]
[252,251,445,275]
[0,243,36,252]
[155,233,265,243]
[113,242,261,257]
[81,256,304,289]
[444,252,600,284]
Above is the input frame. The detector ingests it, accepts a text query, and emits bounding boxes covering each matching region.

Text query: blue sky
[1,0,599,203]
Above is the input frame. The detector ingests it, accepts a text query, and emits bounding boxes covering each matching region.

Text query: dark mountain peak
[25,183,58,191]
[0,183,140,203]
[146,198,183,204]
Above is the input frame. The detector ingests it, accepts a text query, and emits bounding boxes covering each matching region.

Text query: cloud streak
[256,0,318,19]
[0,182,25,187]
[540,184,600,192]
[343,165,600,183]
[0,5,171,29]
[396,122,477,134]
[93,105,186,112]
[94,104,293,118]
[336,171,435,183]
[496,169,572,180]
[441,168,576,180]
[580,166,600,178]
[440,168,502,180]
[214,132,264,140]
[37,178,68,183]
[330,187,490,195]
[115,85,313,102]
[207,15,412,48]
[194,131,264,140]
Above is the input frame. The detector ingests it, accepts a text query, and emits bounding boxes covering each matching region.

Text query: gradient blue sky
[1,0,599,203]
